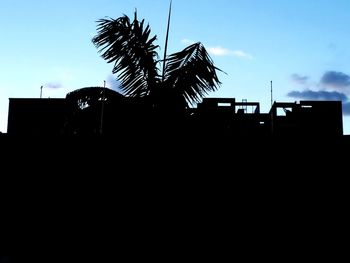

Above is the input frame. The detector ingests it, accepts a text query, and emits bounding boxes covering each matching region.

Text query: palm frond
[92,12,160,97]
[164,42,222,106]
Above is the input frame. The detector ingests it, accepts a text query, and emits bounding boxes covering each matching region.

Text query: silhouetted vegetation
[92,11,222,111]
[64,87,123,134]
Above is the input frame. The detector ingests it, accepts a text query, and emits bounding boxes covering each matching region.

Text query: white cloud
[181,40,253,60]
[231,50,254,60]
[207,46,253,60]
[181,39,196,45]
[207,46,231,56]
[45,82,62,89]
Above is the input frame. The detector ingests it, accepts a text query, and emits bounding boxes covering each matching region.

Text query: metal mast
[270,81,273,106]
[162,0,172,83]
[100,81,106,135]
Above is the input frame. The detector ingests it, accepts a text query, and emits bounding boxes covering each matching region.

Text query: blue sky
[1,0,349,134]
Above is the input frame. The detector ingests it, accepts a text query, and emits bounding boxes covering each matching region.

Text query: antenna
[40,86,43,98]
[270,80,274,134]
[270,81,273,106]
[100,80,106,135]
[162,0,172,82]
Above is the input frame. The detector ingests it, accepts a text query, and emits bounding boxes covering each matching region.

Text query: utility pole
[100,81,106,135]
[270,81,273,107]
[270,81,274,135]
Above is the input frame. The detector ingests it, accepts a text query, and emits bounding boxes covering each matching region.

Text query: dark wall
[0,257,14,263]
[7,99,67,135]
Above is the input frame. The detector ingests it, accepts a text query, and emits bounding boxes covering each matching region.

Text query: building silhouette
[2,93,348,239]
[6,96,344,137]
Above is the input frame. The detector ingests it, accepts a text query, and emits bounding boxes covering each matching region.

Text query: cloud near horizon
[44,82,62,89]
[321,71,350,88]
[291,74,309,85]
[289,71,350,115]
[288,90,350,115]
[343,102,350,115]
[287,90,348,101]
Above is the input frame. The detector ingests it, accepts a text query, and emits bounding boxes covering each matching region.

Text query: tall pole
[270,81,273,107]
[100,81,106,135]
[270,80,274,134]
[40,86,43,99]
[162,0,172,83]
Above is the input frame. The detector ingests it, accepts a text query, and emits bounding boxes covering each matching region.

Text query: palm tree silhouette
[92,11,222,111]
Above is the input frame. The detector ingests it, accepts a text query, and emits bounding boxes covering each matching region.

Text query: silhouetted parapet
[7,94,344,137]
[195,98,267,136]
[270,100,343,136]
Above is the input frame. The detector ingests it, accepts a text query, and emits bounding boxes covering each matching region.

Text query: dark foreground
[1,134,348,256]
[1,133,348,192]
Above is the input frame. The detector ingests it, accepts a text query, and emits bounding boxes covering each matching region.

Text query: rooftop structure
[6,96,343,137]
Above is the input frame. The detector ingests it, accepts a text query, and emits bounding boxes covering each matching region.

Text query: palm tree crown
[92,11,221,109]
